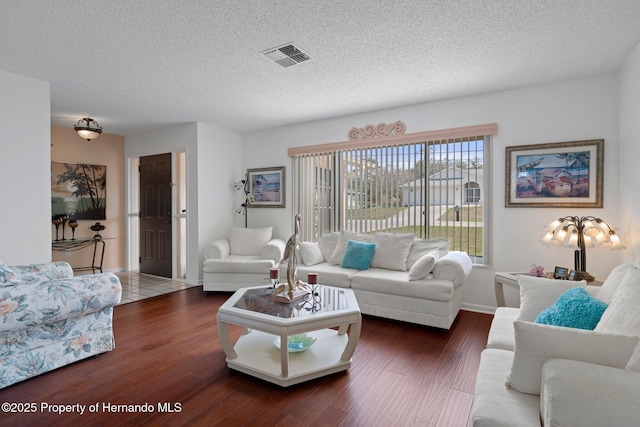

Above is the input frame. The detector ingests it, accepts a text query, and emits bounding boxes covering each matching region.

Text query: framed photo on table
[554,266,569,280]
[247,166,285,208]
[505,139,603,208]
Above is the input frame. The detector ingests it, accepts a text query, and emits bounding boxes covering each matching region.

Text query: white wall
[196,121,243,266]
[125,121,243,284]
[619,40,640,262]
[243,74,621,311]
[0,69,51,265]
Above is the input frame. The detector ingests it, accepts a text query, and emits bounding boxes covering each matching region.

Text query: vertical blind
[290,124,495,263]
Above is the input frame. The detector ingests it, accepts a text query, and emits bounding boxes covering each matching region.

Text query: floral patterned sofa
[0,261,121,388]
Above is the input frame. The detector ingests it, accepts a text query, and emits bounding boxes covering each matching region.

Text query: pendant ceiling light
[74,117,103,141]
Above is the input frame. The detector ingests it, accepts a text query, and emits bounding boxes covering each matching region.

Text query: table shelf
[228,329,350,386]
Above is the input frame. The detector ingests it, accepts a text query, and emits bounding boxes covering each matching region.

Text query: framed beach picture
[247,166,285,208]
[505,139,604,208]
[51,161,107,219]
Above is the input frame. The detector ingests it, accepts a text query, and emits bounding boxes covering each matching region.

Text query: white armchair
[202,226,285,291]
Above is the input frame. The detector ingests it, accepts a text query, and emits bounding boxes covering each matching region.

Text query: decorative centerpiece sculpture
[90,222,106,240]
[274,214,310,302]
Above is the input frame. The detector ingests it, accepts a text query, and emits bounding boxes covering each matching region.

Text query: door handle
[166,212,172,225]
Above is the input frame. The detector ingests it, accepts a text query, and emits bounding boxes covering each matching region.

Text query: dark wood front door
[139,153,172,278]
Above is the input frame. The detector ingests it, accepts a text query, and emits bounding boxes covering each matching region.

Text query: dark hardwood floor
[0,287,492,427]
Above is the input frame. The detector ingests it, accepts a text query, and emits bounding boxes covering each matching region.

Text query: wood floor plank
[0,285,492,427]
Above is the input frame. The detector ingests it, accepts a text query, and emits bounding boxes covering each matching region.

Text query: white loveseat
[279,231,472,329]
[471,262,640,427]
[203,227,285,292]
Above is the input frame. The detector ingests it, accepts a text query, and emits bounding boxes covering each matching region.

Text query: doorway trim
[125,151,187,281]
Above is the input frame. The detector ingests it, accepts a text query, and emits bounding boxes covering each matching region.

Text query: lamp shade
[74,117,102,141]
[542,215,624,277]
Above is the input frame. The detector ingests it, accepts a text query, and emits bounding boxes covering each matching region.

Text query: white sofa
[471,262,640,427]
[203,227,285,292]
[279,231,472,329]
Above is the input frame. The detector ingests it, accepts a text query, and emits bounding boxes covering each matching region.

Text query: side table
[51,238,111,273]
[495,271,603,307]
[494,272,527,307]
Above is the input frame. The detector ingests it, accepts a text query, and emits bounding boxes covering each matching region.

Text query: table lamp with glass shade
[542,215,624,281]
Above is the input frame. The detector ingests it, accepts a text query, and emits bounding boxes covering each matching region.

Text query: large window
[290,124,495,264]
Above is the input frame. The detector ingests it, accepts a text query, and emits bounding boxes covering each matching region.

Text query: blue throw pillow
[535,287,608,330]
[341,240,376,271]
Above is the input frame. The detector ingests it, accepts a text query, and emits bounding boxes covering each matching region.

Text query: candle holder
[68,219,78,240]
[265,267,280,294]
[60,214,69,240]
[52,216,62,241]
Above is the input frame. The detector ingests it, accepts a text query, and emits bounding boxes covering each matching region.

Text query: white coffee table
[216,285,361,387]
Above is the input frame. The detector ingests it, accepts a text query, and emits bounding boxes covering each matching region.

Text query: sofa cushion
[408,249,439,281]
[317,232,340,262]
[535,287,608,330]
[203,255,276,274]
[328,230,373,264]
[486,307,519,351]
[229,227,273,255]
[298,242,324,266]
[506,320,639,395]
[596,263,634,304]
[292,263,357,288]
[542,359,640,427]
[350,269,454,302]
[471,349,542,427]
[340,240,376,271]
[517,275,587,322]
[370,232,415,271]
[595,266,640,336]
[406,238,449,269]
[0,262,20,285]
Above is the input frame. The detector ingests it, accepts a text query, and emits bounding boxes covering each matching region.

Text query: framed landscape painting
[247,166,285,208]
[505,139,603,208]
[51,161,107,219]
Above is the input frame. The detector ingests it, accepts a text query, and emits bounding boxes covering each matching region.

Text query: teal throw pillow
[535,287,608,330]
[341,240,376,271]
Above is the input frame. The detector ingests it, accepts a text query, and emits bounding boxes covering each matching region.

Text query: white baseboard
[461,303,496,315]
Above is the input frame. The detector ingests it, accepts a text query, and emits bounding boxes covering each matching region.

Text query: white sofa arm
[203,239,230,260]
[263,238,285,263]
[541,359,640,427]
[432,251,472,287]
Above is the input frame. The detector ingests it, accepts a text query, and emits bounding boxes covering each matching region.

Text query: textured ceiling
[1,1,640,136]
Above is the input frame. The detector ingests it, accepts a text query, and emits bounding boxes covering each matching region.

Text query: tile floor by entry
[114,271,200,305]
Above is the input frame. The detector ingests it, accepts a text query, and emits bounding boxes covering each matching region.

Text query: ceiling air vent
[261,43,311,68]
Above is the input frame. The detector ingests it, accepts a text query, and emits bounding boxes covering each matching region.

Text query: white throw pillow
[625,343,640,372]
[370,232,415,271]
[595,267,640,336]
[506,320,639,395]
[408,250,439,281]
[328,230,373,264]
[229,226,273,255]
[298,242,324,266]
[406,238,449,269]
[517,275,587,322]
[597,263,634,304]
[317,232,340,262]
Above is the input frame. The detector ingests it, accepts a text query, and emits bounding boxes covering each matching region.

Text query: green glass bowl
[273,334,317,353]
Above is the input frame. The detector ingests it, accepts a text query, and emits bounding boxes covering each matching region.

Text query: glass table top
[233,285,350,318]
